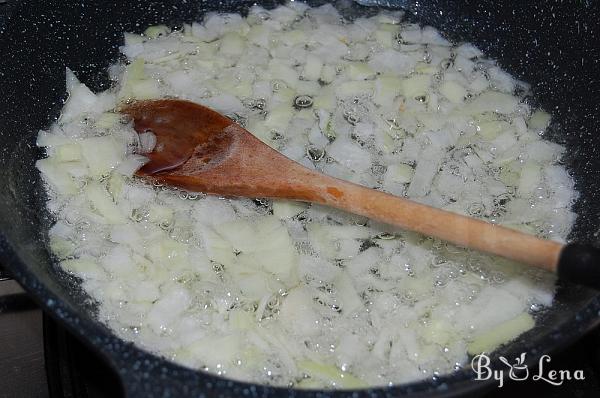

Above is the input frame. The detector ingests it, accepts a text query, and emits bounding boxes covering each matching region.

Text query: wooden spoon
[121,99,600,289]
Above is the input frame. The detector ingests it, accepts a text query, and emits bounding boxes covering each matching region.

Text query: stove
[0,275,47,398]
[0,266,121,398]
[43,311,122,397]
[1,263,600,398]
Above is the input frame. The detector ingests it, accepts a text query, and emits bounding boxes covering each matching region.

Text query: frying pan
[0,0,599,396]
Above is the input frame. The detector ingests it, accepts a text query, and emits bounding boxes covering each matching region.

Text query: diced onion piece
[302,54,323,81]
[119,58,160,100]
[37,130,72,148]
[86,182,126,224]
[124,32,144,45]
[335,80,374,98]
[385,163,414,184]
[376,12,403,25]
[374,76,402,106]
[115,154,148,177]
[235,272,275,301]
[264,104,294,131]
[101,246,138,277]
[187,334,241,370]
[525,140,563,163]
[319,64,336,84]
[146,287,191,332]
[491,131,518,153]
[400,74,431,98]
[467,313,535,355]
[272,200,308,219]
[129,79,161,100]
[147,238,188,264]
[517,161,541,197]
[528,110,552,131]
[229,309,255,330]
[36,158,78,195]
[297,360,366,389]
[246,218,298,282]
[439,80,467,104]
[421,26,450,46]
[280,29,307,46]
[54,143,82,162]
[131,281,161,303]
[369,50,417,74]
[267,60,299,88]
[407,146,444,197]
[279,288,320,336]
[334,272,363,314]
[313,87,335,111]
[107,173,124,200]
[144,25,171,39]
[60,69,101,124]
[138,131,157,153]
[476,120,510,141]
[247,24,270,48]
[399,25,422,43]
[202,228,237,267]
[422,319,455,346]
[96,113,121,129]
[62,258,107,280]
[148,204,174,224]
[327,139,372,173]
[49,236,75,259]
[345,62,375,80]
[456,42,483,59]
[109,224,142,246]
[464,90,520,115]
[374,29,394,48]
[80,135,123,176]
[219,32,246,56]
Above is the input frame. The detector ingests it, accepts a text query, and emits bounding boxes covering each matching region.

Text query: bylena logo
[471,353,585,388]
[498,353,529,381]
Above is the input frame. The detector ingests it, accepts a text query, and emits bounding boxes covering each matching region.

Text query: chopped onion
[36,2,576,390]
[115,154,149,177]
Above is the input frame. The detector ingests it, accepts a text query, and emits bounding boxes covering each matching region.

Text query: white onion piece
[60,69,100,123]
[137,131,157,154]
[115,155,149,177]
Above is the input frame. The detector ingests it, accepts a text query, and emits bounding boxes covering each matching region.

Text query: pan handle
[557,243,600,289]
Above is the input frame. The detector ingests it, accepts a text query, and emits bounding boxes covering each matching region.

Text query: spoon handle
[122,99,600,289]
[311,176,561,270]
[302,172,600,288]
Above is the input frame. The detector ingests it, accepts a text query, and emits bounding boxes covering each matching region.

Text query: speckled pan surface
[0,0,599,397]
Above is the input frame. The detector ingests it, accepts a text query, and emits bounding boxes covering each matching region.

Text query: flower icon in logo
[499,352,529,381]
